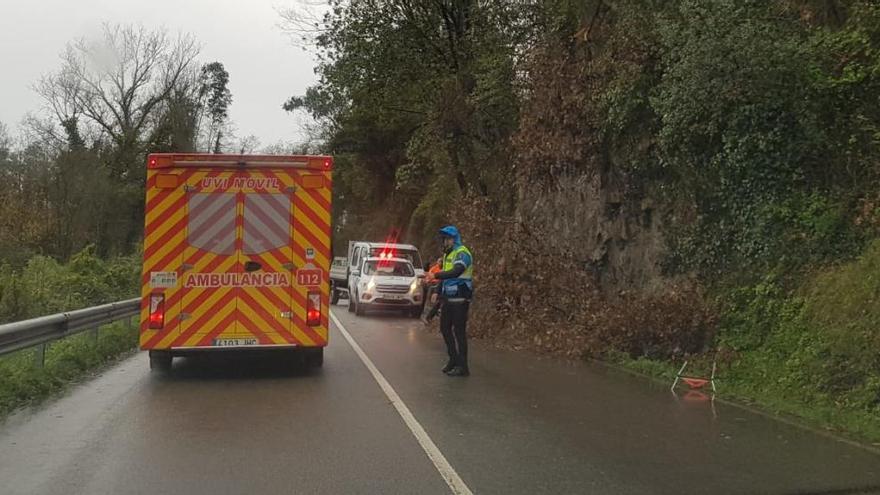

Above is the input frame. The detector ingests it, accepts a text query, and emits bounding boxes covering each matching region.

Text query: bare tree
[237,135,261,154]
[35,24,200,181]
[150,65,203,152]
[278,0,331,49]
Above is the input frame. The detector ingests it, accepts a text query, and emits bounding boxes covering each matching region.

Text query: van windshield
[363,260,414,277]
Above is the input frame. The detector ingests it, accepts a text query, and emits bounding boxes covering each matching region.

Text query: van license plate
[213,338,258,347]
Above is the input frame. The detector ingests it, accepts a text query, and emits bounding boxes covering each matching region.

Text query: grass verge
[607,353,880,448]
[0,321,138,418]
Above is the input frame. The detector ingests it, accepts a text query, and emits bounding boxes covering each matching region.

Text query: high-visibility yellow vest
[441,245,473,298]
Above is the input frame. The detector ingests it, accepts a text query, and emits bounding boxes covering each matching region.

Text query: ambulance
[138,153,333,371]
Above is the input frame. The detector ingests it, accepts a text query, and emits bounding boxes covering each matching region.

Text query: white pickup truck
[329,257,349,304]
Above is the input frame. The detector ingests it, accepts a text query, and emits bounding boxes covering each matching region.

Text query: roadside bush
[802,239,880,410]
[0,245,139,323]
[701,240,880,439]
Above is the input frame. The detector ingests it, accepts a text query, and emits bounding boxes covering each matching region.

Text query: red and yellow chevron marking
[140,160,333,351]
[292,171,332,341]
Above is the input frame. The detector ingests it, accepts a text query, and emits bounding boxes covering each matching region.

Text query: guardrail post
[91,325,99,343]
[34,343,45,368]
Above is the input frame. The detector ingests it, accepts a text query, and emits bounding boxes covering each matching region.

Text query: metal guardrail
[0,298,140,364]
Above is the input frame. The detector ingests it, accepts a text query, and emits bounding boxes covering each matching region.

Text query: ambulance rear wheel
[307,348,324,368]
[330,285,340,305]
[149,351,172,372]
[355,296,367,316]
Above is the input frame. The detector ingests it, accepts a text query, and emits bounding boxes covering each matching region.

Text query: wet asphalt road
[1,302,879,495]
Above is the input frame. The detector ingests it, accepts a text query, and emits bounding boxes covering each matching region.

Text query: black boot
[446,366,469,377]
[441,360,456,374]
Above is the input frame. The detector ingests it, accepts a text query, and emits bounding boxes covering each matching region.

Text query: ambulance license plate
[385,294,405,300]
[212,338,258,347]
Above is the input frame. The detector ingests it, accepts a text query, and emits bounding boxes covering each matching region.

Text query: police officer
[427,225,474,377]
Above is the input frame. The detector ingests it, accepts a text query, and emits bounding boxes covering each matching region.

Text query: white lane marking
[330,309,474,495]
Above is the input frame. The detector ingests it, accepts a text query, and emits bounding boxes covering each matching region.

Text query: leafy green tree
[199,62,233,153]
[283,0,531,246]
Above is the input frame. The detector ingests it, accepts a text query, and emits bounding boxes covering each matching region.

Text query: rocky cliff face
[455,165,712,360]
[518,172,670,295]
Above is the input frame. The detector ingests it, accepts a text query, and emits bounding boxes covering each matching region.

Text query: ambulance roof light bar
[147,154,333,170]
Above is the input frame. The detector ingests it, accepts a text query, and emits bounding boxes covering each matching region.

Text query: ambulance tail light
[149,294,165,329]
[308,157,333,170]
[147,155,173,169]
[306,292,321,326]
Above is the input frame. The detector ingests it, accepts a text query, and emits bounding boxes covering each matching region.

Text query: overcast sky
[0,0,319,146]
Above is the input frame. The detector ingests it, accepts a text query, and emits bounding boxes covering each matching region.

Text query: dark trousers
[440,300,470,369]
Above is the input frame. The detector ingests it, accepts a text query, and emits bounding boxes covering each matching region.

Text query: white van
[348,256,423,317]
